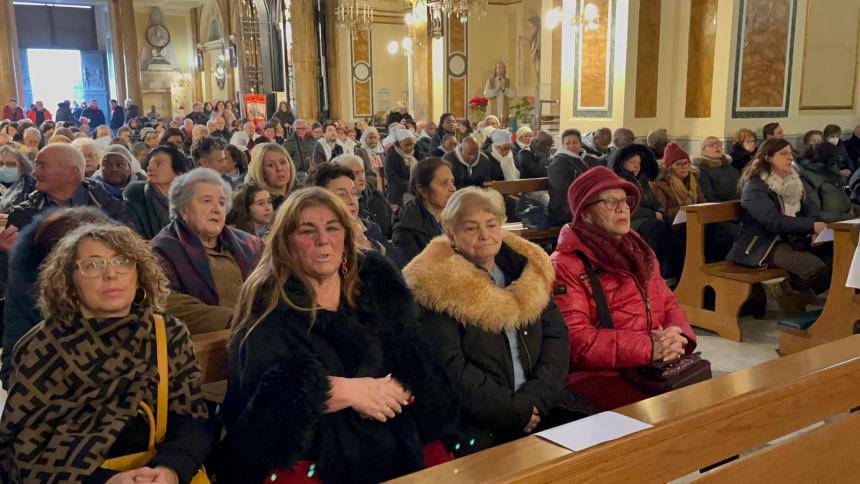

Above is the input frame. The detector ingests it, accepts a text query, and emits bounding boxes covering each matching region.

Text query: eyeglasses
[585,195,635,211]
[75,256,136,278]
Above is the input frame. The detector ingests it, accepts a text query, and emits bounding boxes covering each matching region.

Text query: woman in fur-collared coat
[403,187,594,454]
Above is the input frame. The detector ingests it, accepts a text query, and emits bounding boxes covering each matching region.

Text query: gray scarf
[761,169,804,217]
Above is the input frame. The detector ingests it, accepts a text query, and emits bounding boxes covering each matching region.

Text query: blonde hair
[231,187,364,345]
[37,223,169,324]
[245,143,296,196]
[732,128,756,146]
[441,186,507,233]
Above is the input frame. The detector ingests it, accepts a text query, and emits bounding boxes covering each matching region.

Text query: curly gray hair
[168,167,233,220]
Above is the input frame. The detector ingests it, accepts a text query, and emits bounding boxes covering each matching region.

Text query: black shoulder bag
[575,252,711,395]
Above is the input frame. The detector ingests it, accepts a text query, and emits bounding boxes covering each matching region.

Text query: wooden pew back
[392,335,860,483]
[191,329,230,384]
[483,177,549,195]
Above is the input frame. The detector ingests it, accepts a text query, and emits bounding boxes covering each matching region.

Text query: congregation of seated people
[0,95,857,482]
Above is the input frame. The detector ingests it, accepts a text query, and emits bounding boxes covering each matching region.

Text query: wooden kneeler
[779,222,860,354]
[674,202,786,341]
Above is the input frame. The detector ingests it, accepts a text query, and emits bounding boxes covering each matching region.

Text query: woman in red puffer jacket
[551,166,697,410]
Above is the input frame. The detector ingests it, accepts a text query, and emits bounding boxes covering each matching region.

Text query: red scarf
[572,222,655,288]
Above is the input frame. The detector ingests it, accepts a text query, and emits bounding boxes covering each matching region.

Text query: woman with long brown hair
[728,138,831,313]
[219,187,456,483]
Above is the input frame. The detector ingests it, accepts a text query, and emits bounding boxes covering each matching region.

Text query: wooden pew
[779,221,860,354]
[484,178,561,241]
[191,329,230,384]
[673,201,787,341]
[392,334,860,483]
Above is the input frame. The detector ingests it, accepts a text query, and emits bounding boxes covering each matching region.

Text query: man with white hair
[0,144,129,251]
[70,137,101,176]
[93,124,112,151]
[230,121,258,151]
[485,129,519,181]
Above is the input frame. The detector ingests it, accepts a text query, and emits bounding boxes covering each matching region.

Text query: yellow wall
[134,10,195,76]
[370,23,410,113]
[557,0,860,145]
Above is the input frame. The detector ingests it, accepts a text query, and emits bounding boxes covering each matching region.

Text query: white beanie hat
[395,128,415,142]
[491,129,513,146]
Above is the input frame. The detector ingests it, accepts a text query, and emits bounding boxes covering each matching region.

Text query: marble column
[411,21,433,123]
[0,0,24,105]
[118,0,142,106]
[108,0,127,102]
[323,0,341,121]
[290,0,319,121]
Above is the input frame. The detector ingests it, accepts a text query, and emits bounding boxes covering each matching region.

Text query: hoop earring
[340,256,349,276]
[135,287,148,305]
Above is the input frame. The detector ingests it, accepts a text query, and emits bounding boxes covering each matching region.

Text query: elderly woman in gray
[152,167,263,334]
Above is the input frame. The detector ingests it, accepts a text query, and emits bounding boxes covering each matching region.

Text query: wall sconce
[545,3,599,31]
[387,37,414,57]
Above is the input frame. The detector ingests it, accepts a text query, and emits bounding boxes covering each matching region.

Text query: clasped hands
[331,374,413,423]
[651,326,688,362]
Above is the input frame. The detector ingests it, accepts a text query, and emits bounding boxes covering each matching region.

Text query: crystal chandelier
[336,0,374,32]
[437,0,488,24]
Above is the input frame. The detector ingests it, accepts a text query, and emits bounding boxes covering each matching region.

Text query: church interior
[0,0,860,481]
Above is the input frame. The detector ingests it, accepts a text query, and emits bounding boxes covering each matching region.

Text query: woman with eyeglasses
[333,153,392,238]
[550,167,696,410]
[308,163,405,268]
[0,223,214,483]
[651,143,706,220]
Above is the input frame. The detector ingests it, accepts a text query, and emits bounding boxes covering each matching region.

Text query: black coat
[384,147,413,205]
[547,152,598,227]
[608,144,662,231]
[442,150,504,189]
[429,128,456,152]
[403,234,580,449]
[516,148,549,179]
[8,179,131,232]
[186,111,209,126]
[124,181,171,239]
[360,185,393,238]
[55,103,77,126]
[271,110,295,127]
[730,143,754,173]
[845,135,860,168]
[392,197,441,263]
[110,106,125,130]
[727,175,821,267]
[693,155,740,202]
[220,252,457,483]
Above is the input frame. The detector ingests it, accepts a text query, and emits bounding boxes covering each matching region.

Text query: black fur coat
[218,252,457,483]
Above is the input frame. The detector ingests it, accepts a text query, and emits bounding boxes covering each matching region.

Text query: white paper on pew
[673,209,686,225]
[847,241,860,289]
[815,218,860,245]
[535,411,652,452]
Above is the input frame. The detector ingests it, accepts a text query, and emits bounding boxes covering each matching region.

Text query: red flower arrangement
[468,96,489,111]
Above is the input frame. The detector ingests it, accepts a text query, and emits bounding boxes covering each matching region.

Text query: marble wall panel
[579,0,610,108]
[351,30,372,117]
[685,0,717,118]
[448,18,467,118]
[635,0,661,118]
[738,0,792,109]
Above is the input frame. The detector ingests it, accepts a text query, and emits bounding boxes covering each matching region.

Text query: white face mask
[828,136,840,146]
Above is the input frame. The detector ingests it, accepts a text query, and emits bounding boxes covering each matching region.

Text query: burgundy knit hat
[662,142,690,168]
[568,166,640,223]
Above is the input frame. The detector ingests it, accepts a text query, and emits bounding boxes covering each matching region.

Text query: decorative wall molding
[798,1,859,110]
[446,18,468,118]
[351,30,373,117]
[572,0,615,118]
[732,0,798,118]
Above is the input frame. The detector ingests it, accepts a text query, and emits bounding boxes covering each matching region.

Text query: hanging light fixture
[336,0,374,33]
[422,0,487,24]
[570,3,600,31]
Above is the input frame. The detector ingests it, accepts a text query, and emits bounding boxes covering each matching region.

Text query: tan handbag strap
[154,313,168,443]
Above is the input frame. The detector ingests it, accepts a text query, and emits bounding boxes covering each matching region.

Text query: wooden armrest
[683,201,741,224]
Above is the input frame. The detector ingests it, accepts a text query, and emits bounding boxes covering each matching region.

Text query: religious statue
[483,62,516,121]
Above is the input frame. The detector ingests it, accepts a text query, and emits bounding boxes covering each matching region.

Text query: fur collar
[402,232,554,332]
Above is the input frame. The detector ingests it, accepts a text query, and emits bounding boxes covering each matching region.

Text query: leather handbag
[101,314,210,484]
[576,252,712,395]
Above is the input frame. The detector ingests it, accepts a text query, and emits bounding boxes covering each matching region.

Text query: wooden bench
[779,221,860,354]
[191,329,230,384]
[484,178,561,241]
[673,201,787,341]
[392,334,860,483]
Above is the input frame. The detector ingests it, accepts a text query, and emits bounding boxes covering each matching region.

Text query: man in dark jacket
[125,99,141,120]
[517,130,553,179]
[82,99,106,128]
[2,98,24,121]
[186,102,209,126]
[443,137,504,189]
[109,99,125,134]
[284,119,317,181]
[845,124,860,169]
[55,100,77,126]
[4,144,130,234]
[547,129,600,226]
